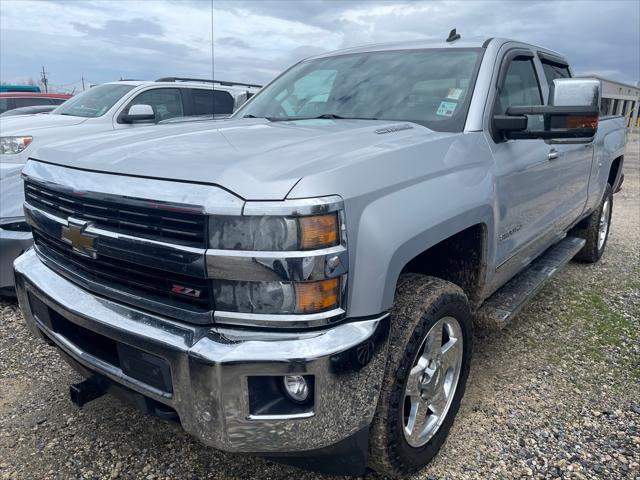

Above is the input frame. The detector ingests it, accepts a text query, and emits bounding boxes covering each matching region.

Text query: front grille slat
[25,180,206,247]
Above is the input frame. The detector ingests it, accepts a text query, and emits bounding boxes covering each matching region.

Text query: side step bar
[476,236,585,330]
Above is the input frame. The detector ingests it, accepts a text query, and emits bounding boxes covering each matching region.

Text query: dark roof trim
[537,51,569,67]
[156,77,262,88]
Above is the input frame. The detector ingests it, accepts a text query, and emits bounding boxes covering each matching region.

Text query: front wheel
[368,274,473,477]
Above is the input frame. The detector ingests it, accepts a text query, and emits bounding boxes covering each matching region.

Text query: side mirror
[493,78,600,142]
[120,104,156,123]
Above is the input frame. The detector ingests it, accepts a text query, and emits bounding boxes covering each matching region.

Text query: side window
[540,60,571,85]
[496,57,543,130]
[123,88,183,122]
[191,89,235,115]
[14,98,49,108]
[0,98,10,113]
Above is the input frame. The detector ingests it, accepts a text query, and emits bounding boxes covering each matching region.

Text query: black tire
[572,183,613,263]
[368,274,473,477]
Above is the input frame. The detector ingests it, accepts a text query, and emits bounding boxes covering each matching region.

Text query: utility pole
[40,66,49,93]
[81,76,85,91]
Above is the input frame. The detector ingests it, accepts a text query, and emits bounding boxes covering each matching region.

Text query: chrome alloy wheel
[402,317,463,448]
[597,197,611,251]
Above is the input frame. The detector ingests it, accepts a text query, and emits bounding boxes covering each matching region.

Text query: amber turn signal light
[294,278,340,313]
[566,115,598,129]
[299,213,339,250]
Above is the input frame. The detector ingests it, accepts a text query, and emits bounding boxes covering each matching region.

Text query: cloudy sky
[1,0,638,92]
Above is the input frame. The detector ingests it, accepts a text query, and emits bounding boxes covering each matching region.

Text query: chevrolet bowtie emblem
[62,219,97,258]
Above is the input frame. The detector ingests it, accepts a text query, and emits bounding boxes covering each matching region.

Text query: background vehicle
[0,78,260,166]
[0,92,71,114]
[0,78,260,293]
[0,105,57,117]
[0,85,41,93]
[14,36,626,476]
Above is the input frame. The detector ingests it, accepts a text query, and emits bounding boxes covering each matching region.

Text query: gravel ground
[1,134,638,480]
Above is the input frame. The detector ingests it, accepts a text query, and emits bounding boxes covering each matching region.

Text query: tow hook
[69,379,105,408]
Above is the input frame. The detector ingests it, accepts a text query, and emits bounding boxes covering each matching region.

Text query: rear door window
[540,60,571,85]
[191,89,235,115]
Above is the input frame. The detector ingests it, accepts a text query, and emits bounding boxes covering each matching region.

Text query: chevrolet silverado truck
[14,36,626,477]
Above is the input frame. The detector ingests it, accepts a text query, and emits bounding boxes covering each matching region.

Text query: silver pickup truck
[14,36,626,477]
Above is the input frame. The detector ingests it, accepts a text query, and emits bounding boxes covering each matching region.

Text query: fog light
[282,375,309,403]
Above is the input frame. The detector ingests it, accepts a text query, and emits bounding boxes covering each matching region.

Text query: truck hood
[33,118,453,200]
[0,113,87,135]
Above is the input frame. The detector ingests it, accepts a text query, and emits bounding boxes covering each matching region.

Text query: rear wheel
[369,274,473,477]
[573,184,613,263]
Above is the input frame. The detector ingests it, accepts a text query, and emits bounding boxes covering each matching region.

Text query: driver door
[486,50,565,291]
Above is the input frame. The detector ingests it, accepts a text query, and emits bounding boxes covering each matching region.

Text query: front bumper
[14,249,389,454]
[0,228,32,291]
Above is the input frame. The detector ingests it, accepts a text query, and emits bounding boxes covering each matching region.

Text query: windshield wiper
[268,113,379,122]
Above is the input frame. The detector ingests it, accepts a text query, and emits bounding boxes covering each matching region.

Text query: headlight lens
[209,213,339,251]
[212,278,340,314]
[0,136,33,154]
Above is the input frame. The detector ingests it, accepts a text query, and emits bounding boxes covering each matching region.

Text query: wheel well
[608,156,622,187]
[400,224,487,308]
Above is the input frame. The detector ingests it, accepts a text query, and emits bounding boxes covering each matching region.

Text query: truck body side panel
[289,131,496,317]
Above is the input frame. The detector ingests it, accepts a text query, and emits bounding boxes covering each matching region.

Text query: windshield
[52,84,135,118]
[237,48,483,132]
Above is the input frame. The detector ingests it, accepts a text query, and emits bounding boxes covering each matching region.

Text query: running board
[476,236,585,330]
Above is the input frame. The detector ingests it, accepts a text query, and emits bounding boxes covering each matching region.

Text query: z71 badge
[171,285,202,298]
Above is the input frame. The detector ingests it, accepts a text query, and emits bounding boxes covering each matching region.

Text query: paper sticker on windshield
[446,88,464,100]
[436,101,457,117]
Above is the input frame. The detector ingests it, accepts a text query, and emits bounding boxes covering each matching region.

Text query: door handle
[548,149,560,160]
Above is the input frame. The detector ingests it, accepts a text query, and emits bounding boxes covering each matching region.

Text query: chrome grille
[24,180,207,248]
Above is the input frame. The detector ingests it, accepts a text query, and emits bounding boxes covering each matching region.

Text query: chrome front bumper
[14,249,389,453]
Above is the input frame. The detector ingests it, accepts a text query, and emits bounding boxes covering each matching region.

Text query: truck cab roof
[310,37,566,63]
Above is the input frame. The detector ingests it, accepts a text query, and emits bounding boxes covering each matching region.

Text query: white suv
[0,78,260,167]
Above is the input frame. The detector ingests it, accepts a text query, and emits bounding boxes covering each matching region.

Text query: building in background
[587,76,640,132]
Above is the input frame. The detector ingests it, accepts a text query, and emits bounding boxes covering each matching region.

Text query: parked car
[0,105,57,116]
[0,92,71,114]
[0,78,260,294]
[14,36,626,477]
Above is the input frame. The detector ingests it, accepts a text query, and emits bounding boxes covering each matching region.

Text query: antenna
[446,28,461,43]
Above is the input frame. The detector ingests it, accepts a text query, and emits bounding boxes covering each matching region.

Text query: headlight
[209,213,339,250]
[213,278,340,314]
[207,198,347,324]
[0,136,33,154]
